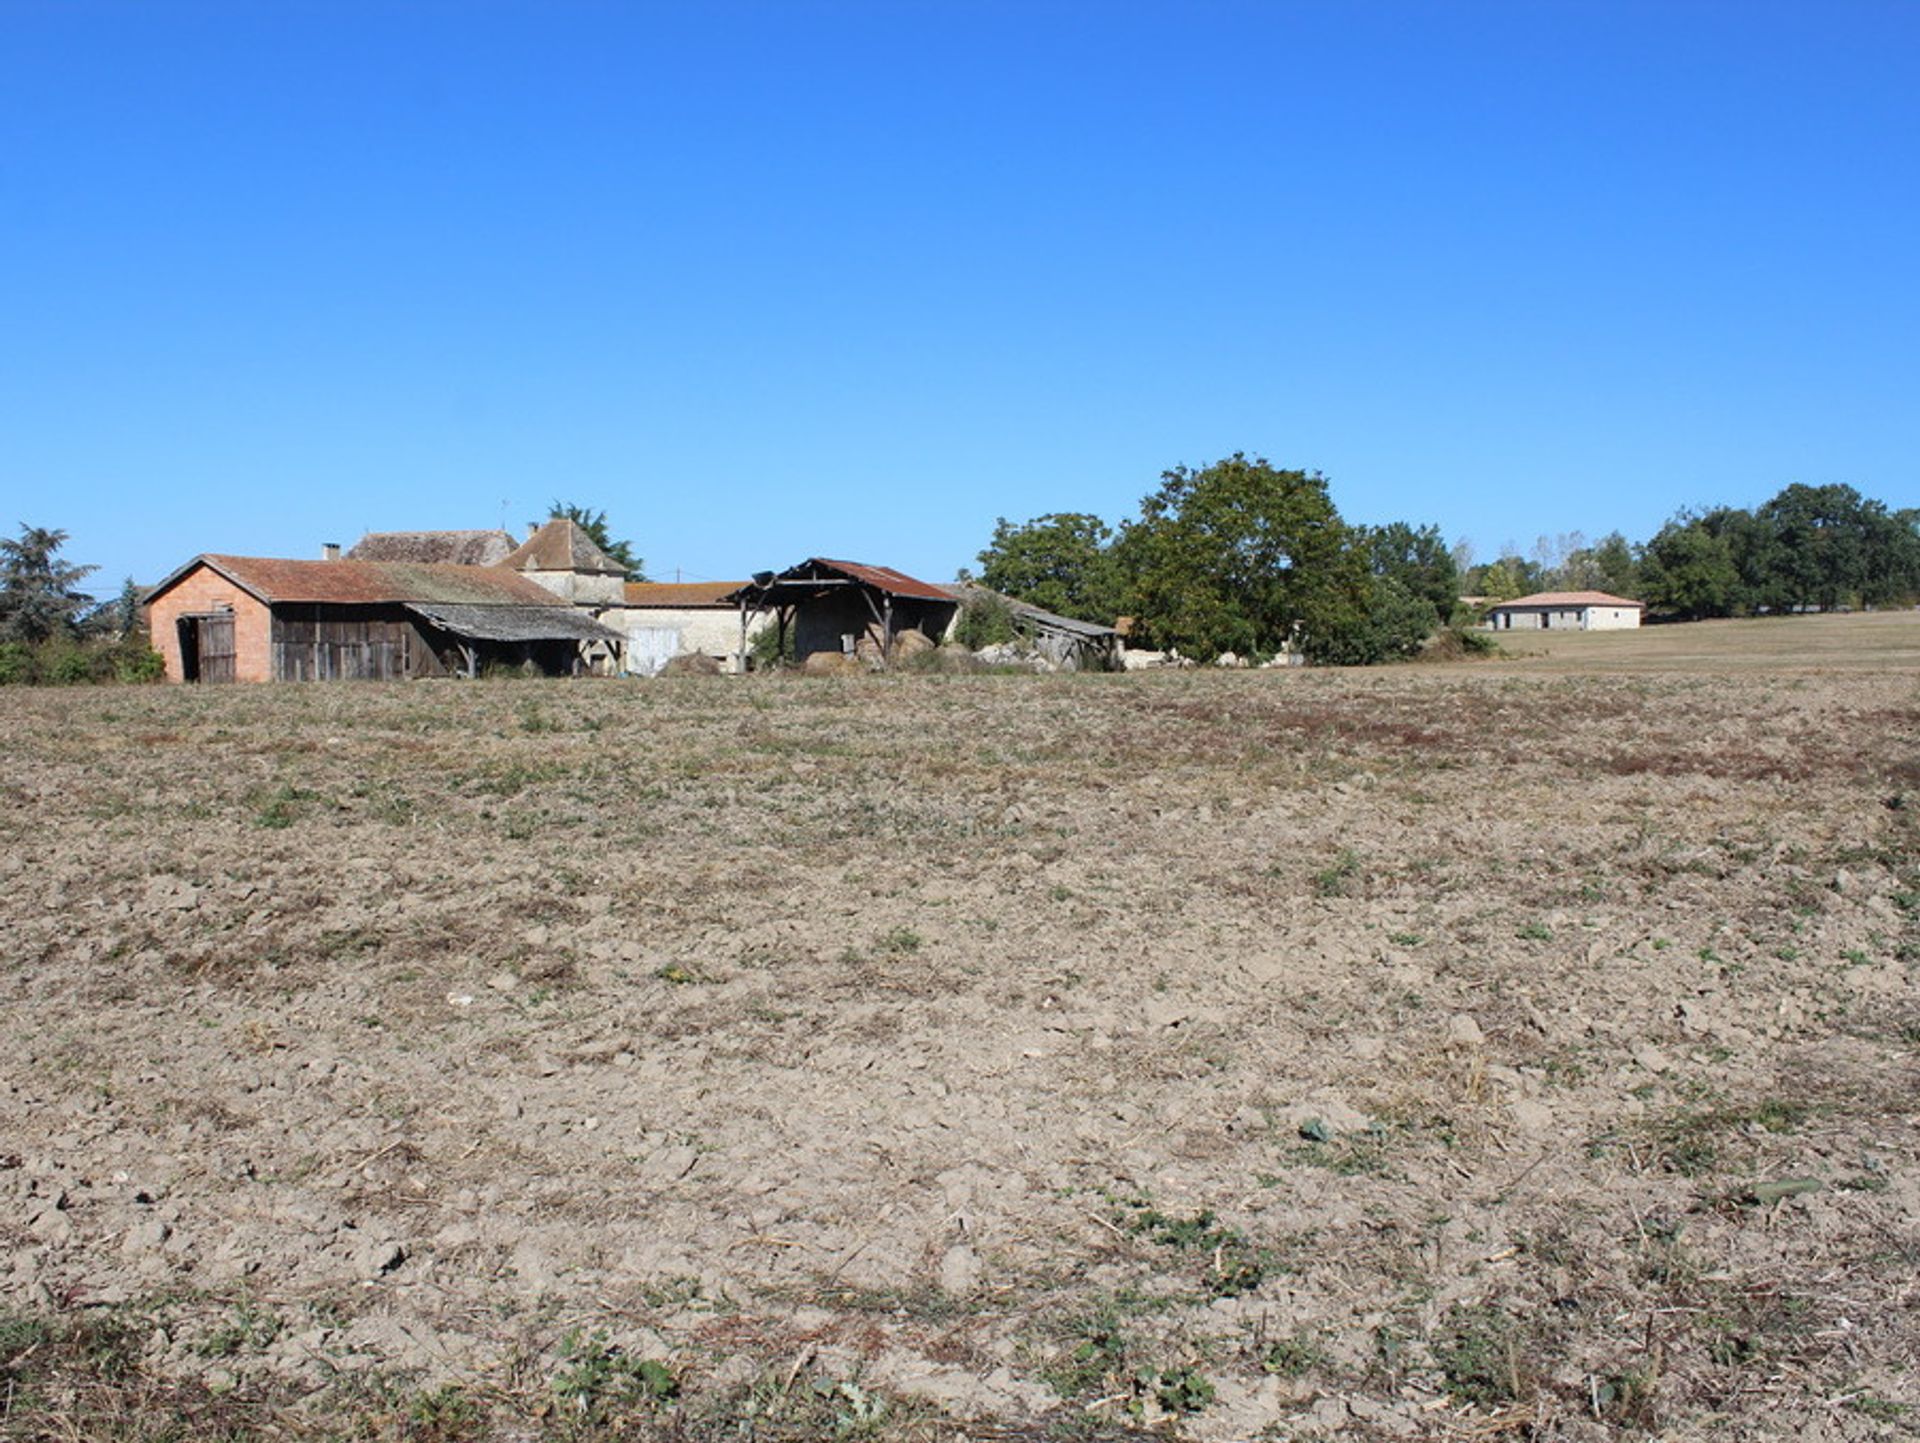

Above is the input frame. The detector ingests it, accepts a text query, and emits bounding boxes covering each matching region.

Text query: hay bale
[889,628,936,661]
[801,650,862,676]
[661,652,723,676]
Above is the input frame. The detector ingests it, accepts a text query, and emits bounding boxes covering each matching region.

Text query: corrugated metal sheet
[813,559,957,602]
[725,559,957,606]
[405,602,624,643]
[625,581,744,608]
[944,583,1119,638]
[190,556,569,607]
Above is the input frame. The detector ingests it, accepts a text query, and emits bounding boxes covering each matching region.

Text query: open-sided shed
[145,554,624,683]
[724,559,960,667]
[942,583,1122,670]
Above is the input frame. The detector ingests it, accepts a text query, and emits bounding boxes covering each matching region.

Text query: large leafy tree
[975,512,1122,622]
[1361,521,1459,621]
[1751,482,1919,611]
[1115,454,1380,663]
[1638,510,1743,619]
[546,501,647,581]
[0,525,97,643]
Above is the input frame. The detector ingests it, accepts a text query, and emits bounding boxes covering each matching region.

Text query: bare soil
[3,651,1917,1440]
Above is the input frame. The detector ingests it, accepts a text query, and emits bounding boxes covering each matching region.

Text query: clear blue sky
[3,0,1915,589]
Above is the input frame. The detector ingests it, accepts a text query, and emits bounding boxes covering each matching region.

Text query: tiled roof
[153,555,570,608]
[624,581,744,607]
[1493,591,1644,609]
[347,530,518,566]
[499,519,625,575]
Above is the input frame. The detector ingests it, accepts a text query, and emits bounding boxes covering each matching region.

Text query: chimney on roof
[321,542,341,562]
[526,522,540,539]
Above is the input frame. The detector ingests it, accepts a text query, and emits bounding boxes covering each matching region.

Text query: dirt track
[3,667,1917,1439]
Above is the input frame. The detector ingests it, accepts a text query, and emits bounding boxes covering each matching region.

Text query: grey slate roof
[405,602,624,644]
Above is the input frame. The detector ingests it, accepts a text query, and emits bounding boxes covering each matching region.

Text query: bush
[0,633,165,685]
[748,623,796,670]
[113,644,165,682]
[0,642,31,685]
[1303,578,1439,665]
[953,594,1018,650]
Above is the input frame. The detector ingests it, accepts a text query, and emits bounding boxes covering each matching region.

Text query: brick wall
[146,564,274,683]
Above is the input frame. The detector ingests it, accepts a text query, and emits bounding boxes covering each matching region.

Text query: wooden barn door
[192,613,236,683]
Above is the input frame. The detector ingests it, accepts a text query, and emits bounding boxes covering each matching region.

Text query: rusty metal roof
[1493,591,1644,609]
[624,581,744,608]
[724,558,958,606]
[151,555,571,608]
[815,559,957,602]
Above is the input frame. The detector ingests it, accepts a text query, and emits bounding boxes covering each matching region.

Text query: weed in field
[406,1384,481,1440]
[1259,1330,1327,1378]
[198,1302,282,1358]
[1428,1302,1543,1407]
[875,926,922,955]
[551,1327,677,1424]
[1118,1200,1273,1297]
[1312,849,1363,898]
[251,782,324,829]
[654,962,705,985]
[1517,920,1553,941]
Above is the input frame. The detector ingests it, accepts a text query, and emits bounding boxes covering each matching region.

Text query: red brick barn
[144,554,623,683]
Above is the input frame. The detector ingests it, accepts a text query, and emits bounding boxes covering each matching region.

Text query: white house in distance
[1485,590,1645,631]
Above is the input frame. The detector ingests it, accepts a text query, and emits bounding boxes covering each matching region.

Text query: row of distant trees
[977,469,1920,665]
[971,454,1464,665]
[1458,483,1920,620]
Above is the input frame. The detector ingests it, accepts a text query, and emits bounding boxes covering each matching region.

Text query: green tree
[1466,555,1537,602]
[545,501,647,581]
[0,525,97,644]
[1115,454,1377,663]
[1587,531,1641,597]
[1361,521,1459,622]
[1750,482,1919,611]
[1638,511,1742,619]
[975,512,1121,622]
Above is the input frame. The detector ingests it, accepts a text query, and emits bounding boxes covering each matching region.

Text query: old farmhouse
[1485,590,1644,631]
[146,522,629,683]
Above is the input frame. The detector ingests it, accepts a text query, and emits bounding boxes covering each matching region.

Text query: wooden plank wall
[271,607,448,681]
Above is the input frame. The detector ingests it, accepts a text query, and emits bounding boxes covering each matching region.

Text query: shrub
[0,641,31,685]
[954,593,1018,650]
[748,622,796,670]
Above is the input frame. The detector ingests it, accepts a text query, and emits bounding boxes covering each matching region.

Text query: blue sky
[2,0,1915,589]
